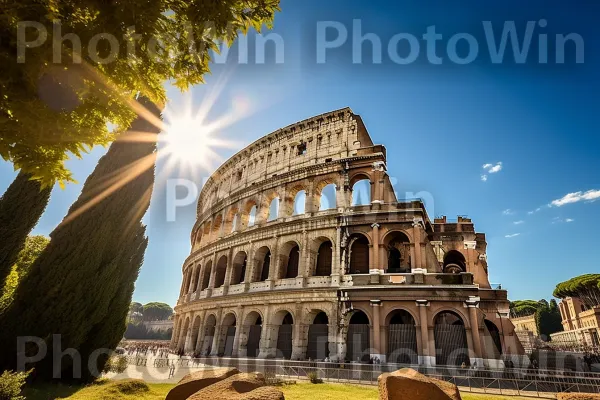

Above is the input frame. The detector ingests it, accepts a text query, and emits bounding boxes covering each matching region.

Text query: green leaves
[1,0,281,186]
[553,274,600,309]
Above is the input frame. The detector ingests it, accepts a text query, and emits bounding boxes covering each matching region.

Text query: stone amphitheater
[171,108,524,368]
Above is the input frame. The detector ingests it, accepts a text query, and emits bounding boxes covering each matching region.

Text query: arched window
[319,184,337,210]
[387,310,418,364]
[248,205,257,227]
[268,197,280,221]
[484,319,503,357]
[201,261,212,290]
[443,250,466,273]
[231,252,247,285]
[347,311,370,362]
[434,311,470,366]
[254,247,271,282]
[351,179,371,206]
[307,312,329,360]
[285,245,300,279]
[385,232,411,273]
[293,191,306,215]
[315,241,333,276]
[214,256,227,288]
[349,235,370,274]
[276,312,294,359]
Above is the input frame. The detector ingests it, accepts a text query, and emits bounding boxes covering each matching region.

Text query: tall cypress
[0,172,51,286]
[0,98,160,380]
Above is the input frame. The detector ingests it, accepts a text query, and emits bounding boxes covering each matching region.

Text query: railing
[164,357,600,397]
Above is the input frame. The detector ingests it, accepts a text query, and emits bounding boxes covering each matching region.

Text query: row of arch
[174,307,503,365]
[182,233,471,297]
[194,177,374,249]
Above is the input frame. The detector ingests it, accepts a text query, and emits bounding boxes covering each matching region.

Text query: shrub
[557,393,600,400]
[0,369,31,400]
[109,379,149,395]
[102,355,128,374]
[307,371,322,384]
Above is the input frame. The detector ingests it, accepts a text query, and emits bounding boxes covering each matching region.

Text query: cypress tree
[0,172,51,287]
[0,98,160,380]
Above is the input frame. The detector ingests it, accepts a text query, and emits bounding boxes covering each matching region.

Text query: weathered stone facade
[172,108,524,367]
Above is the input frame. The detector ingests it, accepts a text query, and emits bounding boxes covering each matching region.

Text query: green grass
[22,379,536,400]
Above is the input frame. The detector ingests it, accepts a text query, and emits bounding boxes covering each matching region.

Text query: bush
[557,393,600,400]
[307,371,322,384]
[0,369,31,400]
[102,355,128,374]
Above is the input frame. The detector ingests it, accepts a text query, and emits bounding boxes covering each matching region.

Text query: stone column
[412,219,424,271]
[209,308,223,356]
[467,299,483,367]
[371,223,380,271]
[417,300,432,366]
[232,306,244,357]
[371,302,384,362]
[291,303,305,360]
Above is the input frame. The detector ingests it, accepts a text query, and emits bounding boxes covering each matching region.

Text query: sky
[1,0,599,307]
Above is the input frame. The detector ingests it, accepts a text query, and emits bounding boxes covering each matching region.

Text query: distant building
[510,314,539,353]
[551,297,600,349]
[144,320,174,333]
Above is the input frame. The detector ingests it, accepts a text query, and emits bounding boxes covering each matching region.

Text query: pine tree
[0,98,160,380]
[0,172,51,287]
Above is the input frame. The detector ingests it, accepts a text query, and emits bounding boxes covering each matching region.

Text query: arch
[347,311,370,362]
[274,311,294,359]
[443,250,466,274]
[242,199,258,229]
[267,197,280,222]
[349,233,370,274]
[201,314,217,356]
[173,316,182,348]
[351,177,371,206]
[193,265,202,292]
[191,315,202,355]
[384,231,412,273]
[201,260,212,290]
[278,241,300,279]
[306,311,330,360]
[184,269,193,294]
[293,190,306,215]
[483,319,503,357]
[179,316,191,351]
[214,255,227,288]
[230,251,248,285]
[318,183,337,211]
[386,309,418,364]
[434,311,470,366]
[231,213,239,232]
[315,240,333,277]
[253,246,271,282]
[243,311,263,358]
[220,312,237,356]
[224,207,239,234]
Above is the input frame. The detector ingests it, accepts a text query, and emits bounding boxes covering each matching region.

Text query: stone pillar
[291,304,305,360]
[417,300,433,366]
[371,302,384,362]
[412,219,424,271]
[467,299,483,367]
[371,223,380,272]
[232,306,244,357]
[209,308,223,356]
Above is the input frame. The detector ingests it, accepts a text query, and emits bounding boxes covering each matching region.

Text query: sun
[162,115,211,165]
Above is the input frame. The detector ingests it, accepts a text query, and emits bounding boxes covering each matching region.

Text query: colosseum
[171,108,524,368]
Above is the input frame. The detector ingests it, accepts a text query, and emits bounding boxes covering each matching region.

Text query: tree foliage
[142,302,173,321]
[130,302,143,314]
[0,235,49,313]
[0,172,51,286]
[553,274,600,309]
[124,322,172,340]
[535,299,563,341]
[0,101,159,381]
[1,0,280,186]
[509,300,541,318]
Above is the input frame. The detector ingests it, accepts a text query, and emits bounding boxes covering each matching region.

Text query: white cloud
[481,162,502,182]
[502,209,515,215]
[553,217,575,224]
[513,220,525,225]
[527,207,542,215]
[482,162,503,174]
[550,189,600,207]
[505,233,520,238]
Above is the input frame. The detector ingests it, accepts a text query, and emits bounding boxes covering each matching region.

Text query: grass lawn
[22,379,536,400]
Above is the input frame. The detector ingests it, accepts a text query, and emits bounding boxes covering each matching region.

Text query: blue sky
[1,0,599,306]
